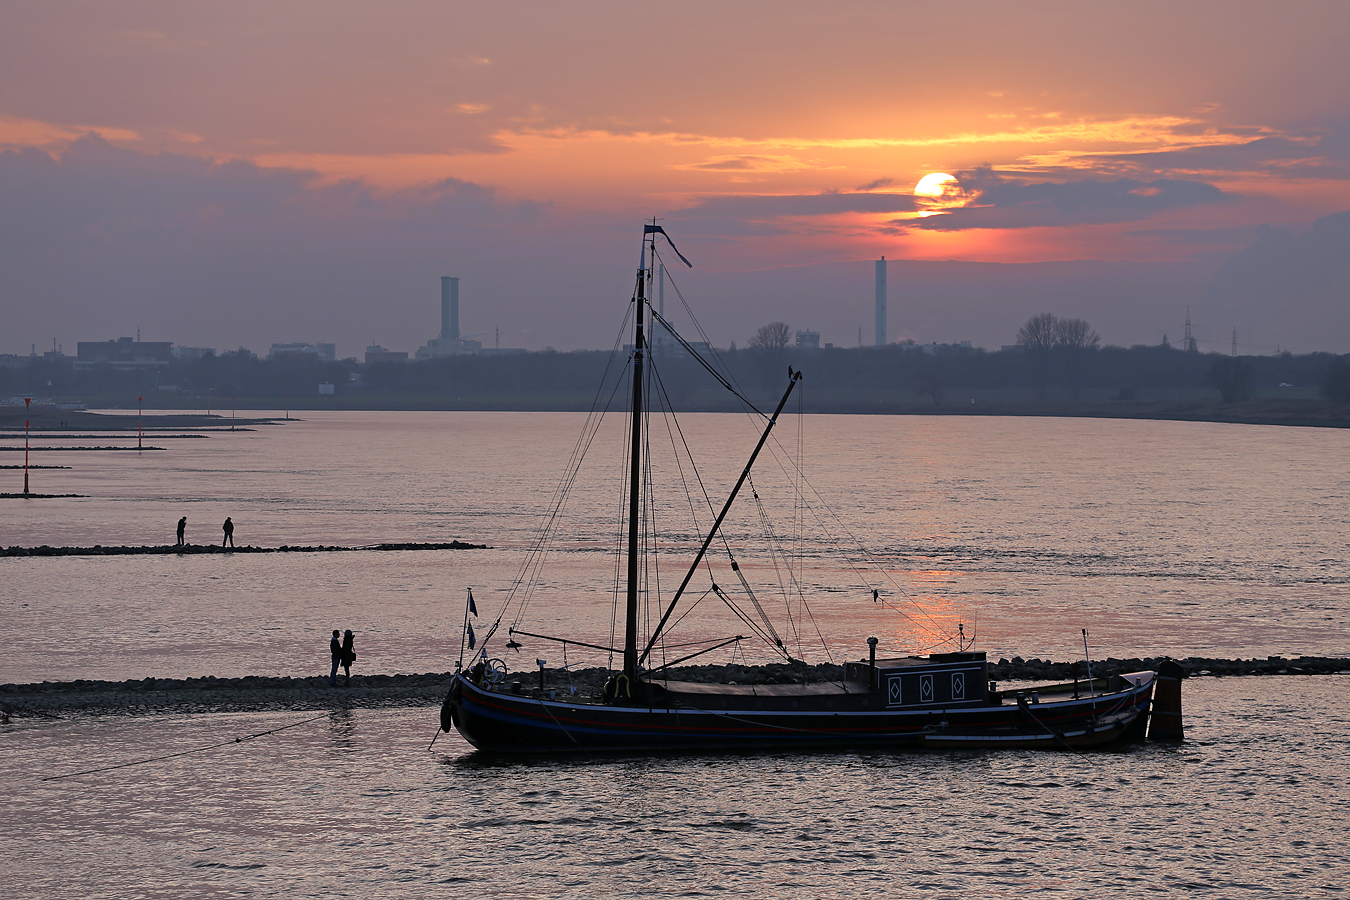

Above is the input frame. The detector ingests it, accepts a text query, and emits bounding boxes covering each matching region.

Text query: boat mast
[623,225,653,684]
[639,368,801,667]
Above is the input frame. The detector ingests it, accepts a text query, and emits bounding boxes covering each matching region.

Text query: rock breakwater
[4,655,1345,719]
[987,654,1350,681]
[1,540,487,557]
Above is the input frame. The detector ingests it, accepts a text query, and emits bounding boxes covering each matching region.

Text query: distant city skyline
[3,2,1350,356]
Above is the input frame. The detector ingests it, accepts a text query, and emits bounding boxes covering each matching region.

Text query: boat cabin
[845,651,991,708]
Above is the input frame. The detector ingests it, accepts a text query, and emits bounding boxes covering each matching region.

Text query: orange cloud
[0,115,142,150]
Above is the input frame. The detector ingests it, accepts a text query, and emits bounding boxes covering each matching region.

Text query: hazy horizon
[4,2,1350,357]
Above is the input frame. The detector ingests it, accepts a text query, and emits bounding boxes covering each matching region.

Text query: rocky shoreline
[3,655,1346,720]
[1,541,488,557]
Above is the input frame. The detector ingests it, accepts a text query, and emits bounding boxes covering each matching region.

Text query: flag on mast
[643,224,694,268]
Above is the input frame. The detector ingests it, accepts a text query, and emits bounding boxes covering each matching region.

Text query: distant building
[415,276,483,358]
[795,329,821,350]
[906,341,974,355]
[173,346,215,361]
[416,336,481,359]
[365,344,409,364]
[75,337,174,370]
[270,342,336,362]
[875,256,887,346]
[627,339,711,359]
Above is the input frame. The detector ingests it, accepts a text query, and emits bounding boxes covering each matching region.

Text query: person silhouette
[176,516,187,546]
[222,516,234,548]
[341,629,356,685]
[329,630,342,686]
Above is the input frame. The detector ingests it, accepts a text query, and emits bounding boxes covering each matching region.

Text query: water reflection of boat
[440,223,1158,754]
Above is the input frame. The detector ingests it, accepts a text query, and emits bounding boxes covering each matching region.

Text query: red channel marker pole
[23,397,31,495]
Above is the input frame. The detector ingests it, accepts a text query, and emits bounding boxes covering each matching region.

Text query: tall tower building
[419,276,478,359]
[875,257,887,346]
[441,276,460,341]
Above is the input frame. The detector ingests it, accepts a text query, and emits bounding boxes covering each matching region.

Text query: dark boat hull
[444,671,1155,754]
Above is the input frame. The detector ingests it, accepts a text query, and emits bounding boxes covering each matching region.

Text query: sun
[914,172,959,197]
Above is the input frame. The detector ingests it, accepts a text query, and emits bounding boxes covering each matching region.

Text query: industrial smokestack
[441,276,460,340]
[875,257,887,346]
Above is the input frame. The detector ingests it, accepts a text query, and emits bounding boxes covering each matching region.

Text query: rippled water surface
[4,411,1350,896]
[4,411,1349,681]
[7,678,1349,899]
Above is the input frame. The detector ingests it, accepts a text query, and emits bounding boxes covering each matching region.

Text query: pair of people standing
[172,516,234,547]
[329,629,356,686]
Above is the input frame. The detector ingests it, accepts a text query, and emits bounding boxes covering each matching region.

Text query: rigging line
[648,304,764,417]
[731,433,947,648]
[638,370,803,667]
[647,359,735,605]
[709,584,791,658]
[655,253,754,402]
[794,378,807,654]
[652,633,743,651]
[747,488,804,649]
[1014,702,1105,764]
[514,336,632,597]
[510,297,633,561]
[41,711,332,781]
[511,344,633,629]
[608,360,639,664]
[647,359,714,551]
[746,486,818,659]
[645,363,709,670]
[746,468,835,665]
[727,556,785,652]
[661,586,714,637]
[514,310,629,573]
[647,364,747,597]
[660,580,752,648]
[535,697,594,758]
[642,390,664,670]
[760,454,950,638]
[649,359,718,524]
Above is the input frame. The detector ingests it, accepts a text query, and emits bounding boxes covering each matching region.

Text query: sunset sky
[3,1,1350,356]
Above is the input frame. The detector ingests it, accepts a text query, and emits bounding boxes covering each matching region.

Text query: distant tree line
[3,314,1349,407]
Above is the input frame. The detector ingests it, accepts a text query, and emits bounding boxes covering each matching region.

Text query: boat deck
[650,679,862,698]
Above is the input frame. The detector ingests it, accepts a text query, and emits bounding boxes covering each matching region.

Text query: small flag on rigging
[643,224,694,268]
[467,621,476,650]
[468,588,478,617]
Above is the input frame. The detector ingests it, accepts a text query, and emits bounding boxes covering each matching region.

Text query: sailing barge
[441,224,1160,754]
[444,652,1156,753]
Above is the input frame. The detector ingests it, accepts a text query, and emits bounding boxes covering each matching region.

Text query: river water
[4,411,1350,897]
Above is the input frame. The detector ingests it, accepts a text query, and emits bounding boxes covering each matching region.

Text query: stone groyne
[1,541,487,557]
[4,655,1346,719]
[1,673,454,717]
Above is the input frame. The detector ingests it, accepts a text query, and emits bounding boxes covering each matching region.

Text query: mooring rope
[41,711,334,781]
